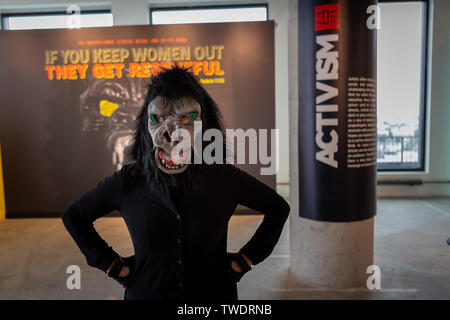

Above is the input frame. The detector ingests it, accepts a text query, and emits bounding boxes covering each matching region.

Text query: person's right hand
[118,265,130,278]
[107,258,130,277]
[106,255,136,288]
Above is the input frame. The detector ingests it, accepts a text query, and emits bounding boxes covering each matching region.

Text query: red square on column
[315,4,340,31]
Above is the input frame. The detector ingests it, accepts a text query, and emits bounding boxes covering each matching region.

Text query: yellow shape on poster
[99,100,119,117]
[0,142,5,219]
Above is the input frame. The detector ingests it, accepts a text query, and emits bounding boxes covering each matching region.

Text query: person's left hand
[231,253,252,272]
[226,252,252,282]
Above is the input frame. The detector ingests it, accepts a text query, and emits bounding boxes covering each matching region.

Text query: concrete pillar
[288,0,375,288]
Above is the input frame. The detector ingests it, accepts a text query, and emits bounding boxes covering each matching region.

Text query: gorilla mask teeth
[157,148,186,171]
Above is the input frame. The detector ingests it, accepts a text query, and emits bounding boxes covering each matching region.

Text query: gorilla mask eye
[150,114,161,125]
[181,112,197,125]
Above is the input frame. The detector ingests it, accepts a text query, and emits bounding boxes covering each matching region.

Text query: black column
[298,0,377,222]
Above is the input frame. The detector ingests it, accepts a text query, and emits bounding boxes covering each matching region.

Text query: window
[150,5,267,25]
[2,11,113,30]
[376,1,428,171]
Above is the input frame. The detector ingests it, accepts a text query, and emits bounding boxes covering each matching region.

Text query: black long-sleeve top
[61,163,290,301]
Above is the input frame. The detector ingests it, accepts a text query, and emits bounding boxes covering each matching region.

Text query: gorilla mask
[126,65,224,187]
[147,95,201,174]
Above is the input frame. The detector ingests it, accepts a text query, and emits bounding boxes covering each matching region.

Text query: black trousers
[123,281,238,301]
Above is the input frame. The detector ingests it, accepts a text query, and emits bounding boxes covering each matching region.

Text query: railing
[377,136,419,164]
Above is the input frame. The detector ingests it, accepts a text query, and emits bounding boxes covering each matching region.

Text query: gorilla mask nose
[164,130,172,142]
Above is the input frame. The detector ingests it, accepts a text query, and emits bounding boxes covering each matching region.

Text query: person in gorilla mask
[62,66,290,301]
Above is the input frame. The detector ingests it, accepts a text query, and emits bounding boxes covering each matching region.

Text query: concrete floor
[0,198,449,300]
